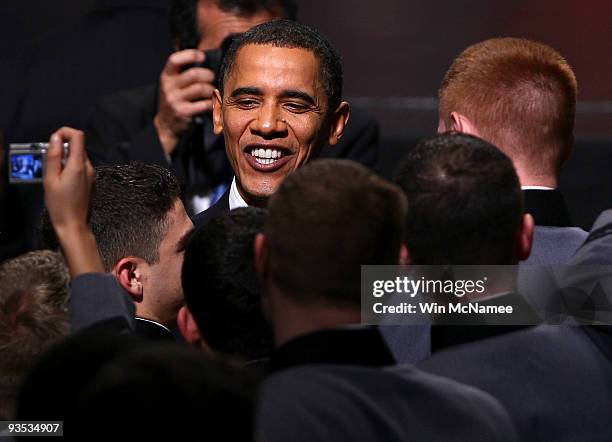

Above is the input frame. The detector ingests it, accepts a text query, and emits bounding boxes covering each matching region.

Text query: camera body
[181,34,240,88]
[8,142,69,184]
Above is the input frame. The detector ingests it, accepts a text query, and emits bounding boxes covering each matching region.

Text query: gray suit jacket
[257,364,517,442]
[418,325,612,442]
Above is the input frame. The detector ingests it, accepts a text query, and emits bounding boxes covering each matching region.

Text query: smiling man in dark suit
[192,19,351,227]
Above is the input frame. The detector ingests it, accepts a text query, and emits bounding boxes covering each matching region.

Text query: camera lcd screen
[10,153,43,181]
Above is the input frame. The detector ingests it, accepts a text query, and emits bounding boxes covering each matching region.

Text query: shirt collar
[521,186,555,191]
[229,178,249,211]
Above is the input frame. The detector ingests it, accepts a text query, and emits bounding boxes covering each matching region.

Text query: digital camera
[8,142,69,184]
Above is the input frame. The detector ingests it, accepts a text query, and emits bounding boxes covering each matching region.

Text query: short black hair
[394,132,524,265]
[182,208,273,361]
[40,164,182,271]
[219,19,344,113]
[169,0,297,49]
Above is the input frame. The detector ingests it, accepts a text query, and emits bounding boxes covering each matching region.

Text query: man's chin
[238,179,280,206]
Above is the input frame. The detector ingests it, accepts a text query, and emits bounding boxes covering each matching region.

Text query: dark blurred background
[1,0,611,251]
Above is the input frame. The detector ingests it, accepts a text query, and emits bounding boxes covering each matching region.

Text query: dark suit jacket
[419,325,612,442]
[258,363,518,442]
[193,187,230,228]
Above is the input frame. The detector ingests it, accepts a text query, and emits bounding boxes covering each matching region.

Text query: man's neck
[515,168,558,189]
[268,287,361,348]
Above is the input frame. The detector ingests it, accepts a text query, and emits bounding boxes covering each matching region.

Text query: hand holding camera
[43,127,103,277]
[154,49,216,156]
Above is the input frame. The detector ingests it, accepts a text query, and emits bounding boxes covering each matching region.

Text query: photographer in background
[85,0,292,214]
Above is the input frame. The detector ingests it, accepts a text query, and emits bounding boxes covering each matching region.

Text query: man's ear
[113,257,145,303]
[212,89,224,135]
[516,213,535,262]
[399,243,412,265]
[327,101,350,146]
[177,305,203,348]
[448,112,481,137]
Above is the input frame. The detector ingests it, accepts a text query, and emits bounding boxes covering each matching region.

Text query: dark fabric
[192,188,230,228]
[419,325,612,442]
[523,189,574,227]
[134,319,176,341]
[85,85,233,213]
[269,326,395,373]
[70,273,135,333]
[431,292,541,352]
[258,364,518,442]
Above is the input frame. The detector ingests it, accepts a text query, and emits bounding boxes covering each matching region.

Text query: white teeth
[250,148,284,162]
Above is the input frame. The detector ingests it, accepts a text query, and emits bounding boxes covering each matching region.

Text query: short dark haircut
[219,19,344,113]
[0,251,70,419]
[266,159,407,307]
[74,344,256,439]
[182,207,274,361]
[40,164,182,271]
[395,133,524,265]
[169,0,297,49]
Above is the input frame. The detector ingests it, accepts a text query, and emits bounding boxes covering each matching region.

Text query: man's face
[213,44,348,202]
[197,0,281,51]
[145,199,194,326]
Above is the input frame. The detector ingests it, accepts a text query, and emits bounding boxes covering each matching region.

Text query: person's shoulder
[258,364,516,442]
[192,192,231,230]
[419,325,598,380]
[94,84,158,114]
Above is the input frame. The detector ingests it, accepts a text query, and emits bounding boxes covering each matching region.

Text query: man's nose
[251,103,287,138]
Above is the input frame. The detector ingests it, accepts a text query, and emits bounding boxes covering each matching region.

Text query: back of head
[182,207,273,361]
[395,133,523,265]
[0,250,70,419]
[266,159,407,307]
[41,163,181,271]
[74,343,256,439]
[169,0,298,49]
[439,37,577,177]
[219,19,343,113]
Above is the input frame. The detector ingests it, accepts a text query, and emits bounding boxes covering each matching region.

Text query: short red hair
[439,38,577,175]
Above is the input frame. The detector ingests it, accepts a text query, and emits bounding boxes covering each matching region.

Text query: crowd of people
[1,1,611,440]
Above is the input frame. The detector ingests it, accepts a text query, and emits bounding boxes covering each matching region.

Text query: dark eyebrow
[230,87,263,98]
[280,90,316,106]
[230,87,316,106]
[176,227,195,253]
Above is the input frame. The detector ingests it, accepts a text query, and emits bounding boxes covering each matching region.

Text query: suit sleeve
[85,93,171,168]
[70,273,135,332]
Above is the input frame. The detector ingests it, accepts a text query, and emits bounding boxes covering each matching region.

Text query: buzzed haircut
[40,163,182,272]
[169,0,297,49]
[395,133,524,265]
[219,19,344,113]
[265,159,407,307]
[0,250,70,419]
[439,38,577,175]
[182,207,274,361]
